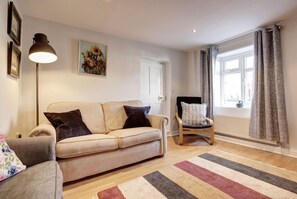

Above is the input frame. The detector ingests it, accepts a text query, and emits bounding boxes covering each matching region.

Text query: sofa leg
[158,154,164,158]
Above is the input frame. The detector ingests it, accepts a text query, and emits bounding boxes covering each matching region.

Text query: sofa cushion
[103,100,143,132]
[0,135,26,182]
[109,127,161,148]
[123,106,151,129]
[56,134,118,158]
[181,102,207,125]
[44,109,92,142]
[0,161,63,199]
[47,102,106,134]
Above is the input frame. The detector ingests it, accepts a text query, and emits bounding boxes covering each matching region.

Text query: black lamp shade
[29,33,57,63]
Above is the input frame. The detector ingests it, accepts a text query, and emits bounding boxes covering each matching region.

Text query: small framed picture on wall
[7,2,22,46]
[78,40,107,76]
[8,42,21,78]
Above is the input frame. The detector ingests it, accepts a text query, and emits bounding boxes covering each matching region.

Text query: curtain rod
[215,24,282,46]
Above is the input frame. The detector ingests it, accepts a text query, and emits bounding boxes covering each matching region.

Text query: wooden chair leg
[179,127,183,145]
[210,126,214,145]
[179,133,184,145]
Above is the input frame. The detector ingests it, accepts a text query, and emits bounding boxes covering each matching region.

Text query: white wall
[188,14,297,156]
[0,0,22,138]
[187,51,197,95]
[20,16,187,135]
[281,15,297,153]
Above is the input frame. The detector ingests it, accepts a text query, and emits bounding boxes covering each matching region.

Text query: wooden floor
[63,136,297,199]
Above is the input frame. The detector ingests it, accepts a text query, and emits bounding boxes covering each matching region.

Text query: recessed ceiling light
[192,29,197,33]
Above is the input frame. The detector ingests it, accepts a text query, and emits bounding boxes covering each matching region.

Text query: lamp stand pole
[29,33,57,126]
[36,62,39,126]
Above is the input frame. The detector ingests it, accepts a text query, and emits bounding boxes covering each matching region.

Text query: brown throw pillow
[44,109,92,142]
[123,106,151,129]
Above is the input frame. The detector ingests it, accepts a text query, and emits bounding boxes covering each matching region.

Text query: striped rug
[97,150,297,199]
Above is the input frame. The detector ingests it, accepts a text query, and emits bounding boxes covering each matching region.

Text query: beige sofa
[30,100,168,183]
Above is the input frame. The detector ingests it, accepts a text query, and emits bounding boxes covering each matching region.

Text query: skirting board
[168,131,297,158]
[215,132,279,146]
[215,134,297,158]
[167,130,179,137]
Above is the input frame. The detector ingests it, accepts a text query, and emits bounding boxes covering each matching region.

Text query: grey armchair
[0,136,63,199]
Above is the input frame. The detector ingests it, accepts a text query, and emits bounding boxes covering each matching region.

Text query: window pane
[245,56,254,69]
[223,73,241,106]
[245,70,254,104]
[224,59,239,70]
[214,60,221,107]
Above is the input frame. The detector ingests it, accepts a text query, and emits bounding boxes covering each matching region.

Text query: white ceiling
[19,0,297,51]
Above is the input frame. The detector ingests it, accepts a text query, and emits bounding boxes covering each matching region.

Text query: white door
[141,59,166,115]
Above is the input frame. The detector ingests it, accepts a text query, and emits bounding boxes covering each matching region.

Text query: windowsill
[218,106,251,109]
[214,106,251,118]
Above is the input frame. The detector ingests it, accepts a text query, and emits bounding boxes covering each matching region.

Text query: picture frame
[8,41,21,78]
[7,2,22,46]
[78,40,107,76]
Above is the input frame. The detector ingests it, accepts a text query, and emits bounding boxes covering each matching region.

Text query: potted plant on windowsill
[236,100,244,108]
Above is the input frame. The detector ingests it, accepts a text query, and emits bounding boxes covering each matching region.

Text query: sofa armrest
[147,114,169,154]
[6,136,56,167]
[29,122,57,143]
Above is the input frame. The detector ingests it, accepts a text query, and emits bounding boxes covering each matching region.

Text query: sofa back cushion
[103,100,142,132]
[44,109,92,142]
[47,102,106,134]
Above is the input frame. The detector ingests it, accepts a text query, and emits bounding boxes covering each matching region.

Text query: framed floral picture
[78,40,107,76]
[7,2,22,46]
[7,42,21,78]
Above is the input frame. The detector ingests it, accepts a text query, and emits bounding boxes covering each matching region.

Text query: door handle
[158,96,165,101]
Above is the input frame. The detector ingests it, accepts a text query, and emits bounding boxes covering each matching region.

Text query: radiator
[214,115,278,146]
[214,115,250,138]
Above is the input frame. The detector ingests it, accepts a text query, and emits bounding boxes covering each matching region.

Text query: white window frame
[219,51,254,108]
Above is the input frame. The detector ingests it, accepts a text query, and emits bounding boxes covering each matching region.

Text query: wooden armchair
[175,96,214,145]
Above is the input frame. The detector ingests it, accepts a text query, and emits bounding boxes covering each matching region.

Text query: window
[214,46,254,108]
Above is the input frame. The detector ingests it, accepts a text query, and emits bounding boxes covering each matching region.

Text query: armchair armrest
[29,122,57,143]
[206,117,214,125]
[175,113,183,125]
[147,114,169,154]
[175,113,184,138]
[6,136,56,167]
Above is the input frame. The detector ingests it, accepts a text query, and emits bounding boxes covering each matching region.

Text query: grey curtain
[249,25,289,147]
[200,46,217,119]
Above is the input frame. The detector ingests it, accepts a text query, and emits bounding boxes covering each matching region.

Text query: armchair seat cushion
[109,127,162,148]
[182,123,212,129]
[0,161,62,199]
[56,134,118,158]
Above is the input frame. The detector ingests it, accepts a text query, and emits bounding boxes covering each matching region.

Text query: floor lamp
[29,33,57,125]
